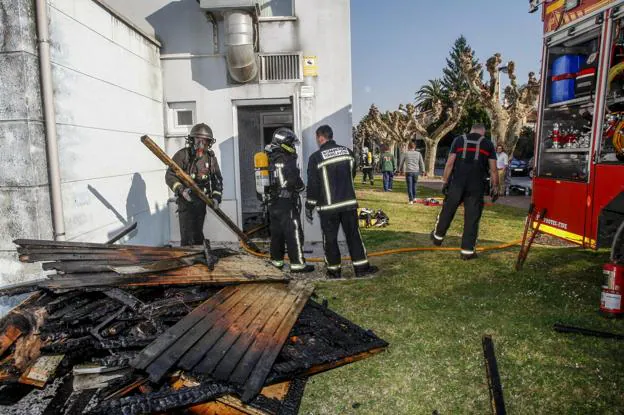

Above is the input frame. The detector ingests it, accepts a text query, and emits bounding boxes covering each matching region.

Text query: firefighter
[266,128,314,273]
[166,123,223,246]
[305,125,378,279]
[361,146,374,185]
[430,123,499,260]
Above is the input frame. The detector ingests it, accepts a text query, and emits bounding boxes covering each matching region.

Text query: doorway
[237,105,293,233]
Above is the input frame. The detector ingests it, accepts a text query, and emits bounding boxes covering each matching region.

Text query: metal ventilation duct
[225,11,258,83]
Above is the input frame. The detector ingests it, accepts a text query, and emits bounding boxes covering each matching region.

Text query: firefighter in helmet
[165,123,223,246]
[430,123,498,259]
[266,128,314,273]
[306,125,378,280]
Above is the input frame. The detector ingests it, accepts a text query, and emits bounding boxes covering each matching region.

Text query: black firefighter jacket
[165,147,224,203]
[306,140,358,214]
[268,148,305,200]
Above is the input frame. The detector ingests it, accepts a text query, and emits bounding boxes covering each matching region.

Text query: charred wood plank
[0,325,23,357]
[202,286,290,379]
[178,284,275,371]
[240,282,315,402]
[482,335,506,415]
[14,239,201,254]
[145,284,264,382]
[131,286,239,371]
[88,381,235,415]
[110,254,204,275]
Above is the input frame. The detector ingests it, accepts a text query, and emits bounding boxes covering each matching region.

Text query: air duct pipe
[224,11,258,83]
[35,0,66,241]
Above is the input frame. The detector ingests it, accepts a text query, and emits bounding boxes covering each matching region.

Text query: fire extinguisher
[600,221,624,317]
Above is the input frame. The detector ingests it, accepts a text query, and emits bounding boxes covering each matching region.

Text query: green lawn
[299,178,624,414]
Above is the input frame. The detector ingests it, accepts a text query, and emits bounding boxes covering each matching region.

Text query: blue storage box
[550,54,587,103]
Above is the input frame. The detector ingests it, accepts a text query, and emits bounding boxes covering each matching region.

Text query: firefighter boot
[327,268,343,280]
[430,231,443,247]
[460,252,478,261]
[290,264,315,274]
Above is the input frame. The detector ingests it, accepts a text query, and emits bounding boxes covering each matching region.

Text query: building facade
[0,0,353,285]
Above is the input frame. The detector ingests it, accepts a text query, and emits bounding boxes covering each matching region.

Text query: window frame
[167,102,196,136]
[256,0,295,20]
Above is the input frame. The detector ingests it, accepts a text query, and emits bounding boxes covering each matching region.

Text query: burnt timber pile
[0,239,388,414]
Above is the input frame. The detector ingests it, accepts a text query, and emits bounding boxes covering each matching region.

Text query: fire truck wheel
[612,221,624,264]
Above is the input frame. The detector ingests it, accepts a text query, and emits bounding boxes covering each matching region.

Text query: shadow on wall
[146,0,231,92]
[88,173,169,246]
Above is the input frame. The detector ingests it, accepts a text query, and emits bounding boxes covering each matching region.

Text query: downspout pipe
[35,0,66,241]
[224,11,258,83]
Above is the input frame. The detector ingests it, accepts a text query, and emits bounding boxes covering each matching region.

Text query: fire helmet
[188,123,215,148]
[271,127,299,152]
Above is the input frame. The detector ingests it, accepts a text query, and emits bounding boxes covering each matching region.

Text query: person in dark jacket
[305,125,378,279]
[430,124,499,260]
[166,123,223,246]
[266,128,314,273]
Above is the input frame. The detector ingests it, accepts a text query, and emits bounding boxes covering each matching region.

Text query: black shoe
[430,231,443,247]
[354,265,379,279]
[290,264,315,273]
[326,269,343,280]
[460,252,478,261]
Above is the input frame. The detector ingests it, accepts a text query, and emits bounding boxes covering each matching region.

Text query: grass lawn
[299,178,624,414]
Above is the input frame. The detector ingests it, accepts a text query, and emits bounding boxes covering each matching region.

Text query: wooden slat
[203,287,290,380]
[14,239,201,253]
[18,354,65,388]
[131,286,240,371]
[0,325,23,356]
[177,285,275,371]
[227,283,310,387]
[240,282,315,402]
[146,284,265,382]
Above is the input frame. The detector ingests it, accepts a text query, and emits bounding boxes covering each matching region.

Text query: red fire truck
[531,0,624,254]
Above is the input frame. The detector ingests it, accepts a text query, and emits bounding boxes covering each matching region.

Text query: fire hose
[240,224,521,263]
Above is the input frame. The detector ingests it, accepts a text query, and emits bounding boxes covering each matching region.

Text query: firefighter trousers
[269,198,306,268]
[433,182,485,253]
[362,167,374,184]
[177,199,207,246]
[320,209,369,271]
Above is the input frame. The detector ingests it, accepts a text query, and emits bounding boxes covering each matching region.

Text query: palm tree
[415,79,446,111]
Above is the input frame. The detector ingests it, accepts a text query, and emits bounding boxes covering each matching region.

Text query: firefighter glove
[442,182,449,196]
[490,188,499,203]
[176,186,193,202]
[212,199,220,210]
[305,207,314,224]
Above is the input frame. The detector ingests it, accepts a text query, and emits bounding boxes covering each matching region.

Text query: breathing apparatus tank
[254,151,270,199]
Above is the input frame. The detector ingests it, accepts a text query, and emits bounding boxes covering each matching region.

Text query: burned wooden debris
[0,239,388,414]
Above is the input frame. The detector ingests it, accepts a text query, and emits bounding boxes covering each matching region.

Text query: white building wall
[47,0,169,245]
[104,0,353,243]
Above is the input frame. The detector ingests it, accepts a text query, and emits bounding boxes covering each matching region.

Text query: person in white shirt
[495,145,508,195]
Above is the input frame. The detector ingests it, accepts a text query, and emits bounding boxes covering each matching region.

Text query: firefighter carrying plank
[166,123,223,246]
[306,125,378,279]
[265,128,314,273]
[430,123,499,260]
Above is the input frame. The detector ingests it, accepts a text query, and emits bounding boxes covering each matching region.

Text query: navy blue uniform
[306,140,369,272]
[433,133,496,254]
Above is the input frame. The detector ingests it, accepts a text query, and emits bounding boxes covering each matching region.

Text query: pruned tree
[367,88,468,176]
[460,51,540,155]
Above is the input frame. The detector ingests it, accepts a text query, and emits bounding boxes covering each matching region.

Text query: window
[536,27,601,182]
[167,102,196,136]
[599,17,624,163]
[258,0,293,17]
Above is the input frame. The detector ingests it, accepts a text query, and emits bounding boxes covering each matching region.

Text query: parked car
[509,158,530,176]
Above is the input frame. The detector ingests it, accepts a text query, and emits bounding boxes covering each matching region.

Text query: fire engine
[528,0,624,315]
